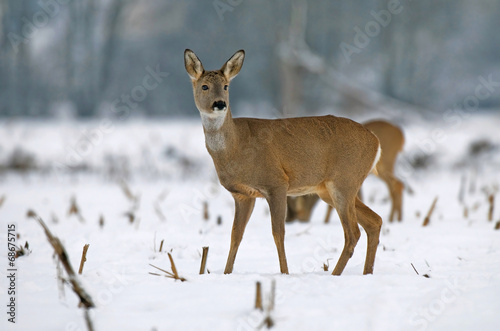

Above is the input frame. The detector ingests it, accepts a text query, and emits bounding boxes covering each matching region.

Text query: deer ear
[184,49,204,81]
[221,50,245,81]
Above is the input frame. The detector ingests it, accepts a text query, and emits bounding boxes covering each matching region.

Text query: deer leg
[323,204,333,224]
[355,197,382,274]
[224,195,255,274]
[388,193,396,223]
[331,201,361,275]
[266,189,289,274]
[383,174,404,223]
[393,178,404,222]
[285,196,297,223]
[324,183,361,276]
[389,179,397,223]
[380,174,397,223]
[318,186,359,275]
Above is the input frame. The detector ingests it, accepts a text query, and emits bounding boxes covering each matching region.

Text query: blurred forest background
[1,0,499,119]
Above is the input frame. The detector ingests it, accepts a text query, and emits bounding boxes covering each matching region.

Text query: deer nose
[212,100,226,111]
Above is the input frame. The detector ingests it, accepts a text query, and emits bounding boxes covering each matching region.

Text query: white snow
[1,114,499,331]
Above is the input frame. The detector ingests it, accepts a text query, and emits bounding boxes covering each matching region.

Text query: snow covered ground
[1,113,500,331]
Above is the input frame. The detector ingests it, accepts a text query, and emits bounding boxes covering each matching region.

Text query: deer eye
[202,85,209,90]
[224,85,228,91]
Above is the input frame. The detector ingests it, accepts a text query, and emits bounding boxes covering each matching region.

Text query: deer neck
[200,108,237,153]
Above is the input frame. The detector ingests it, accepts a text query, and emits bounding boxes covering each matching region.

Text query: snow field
[1,115,499,330]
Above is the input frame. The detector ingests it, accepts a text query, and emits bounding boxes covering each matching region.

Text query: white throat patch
[200,111,226,130]
[200,111,227,151]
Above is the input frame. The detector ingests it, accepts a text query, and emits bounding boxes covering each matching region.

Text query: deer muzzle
[212,100,227,111]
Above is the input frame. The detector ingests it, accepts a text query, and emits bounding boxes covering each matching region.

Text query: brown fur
[184,49,382,275]
[288,120,405,224]
[364,120,405,222]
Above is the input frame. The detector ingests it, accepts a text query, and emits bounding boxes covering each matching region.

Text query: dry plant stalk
[411,263,419,275]
[410,263,430,278]
[167,253,181,279]
[0,195,6,208]
[458,174,466,204]
[119,180,137,202]
[149,253,187,282]
[124,211,136,224]
[68,196,85,223]
[119,180,141,221]
[15,241,30,258]
[269,279,276,311]
[199,246,209,274]
[495,221,500,230]
[488,194,495,221]
[481,186,497,221]
[323,258,333,271]
[154,190,169,222]
[27,210,95,308]
[203,201,209,220]
[56,259,66,300]
[159,240,164,253]
[98,215,105,228]
[255,281,263,310]
[422,197,438,227]
[68,196,78,215]
[78,244,90,275]
[84,309,95,331]
[260,280,276,329]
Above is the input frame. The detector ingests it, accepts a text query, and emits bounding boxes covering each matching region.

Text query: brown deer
[184,49,382,275]
[287,120,405,224]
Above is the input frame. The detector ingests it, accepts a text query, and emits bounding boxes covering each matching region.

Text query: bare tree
[278,0,309,117]
[64,0,128,117]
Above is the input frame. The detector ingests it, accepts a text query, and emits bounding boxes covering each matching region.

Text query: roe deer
[287,120,405,224]
[184,49,382,275]
[364,120,405,222]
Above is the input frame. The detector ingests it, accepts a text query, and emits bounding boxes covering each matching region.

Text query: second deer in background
[287,120,405,224]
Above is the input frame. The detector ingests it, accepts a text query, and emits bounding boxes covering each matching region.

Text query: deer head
[184,49,245,124]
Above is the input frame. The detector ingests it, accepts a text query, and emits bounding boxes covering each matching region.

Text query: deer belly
[226,183,265,198]
[287,186,319,197]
